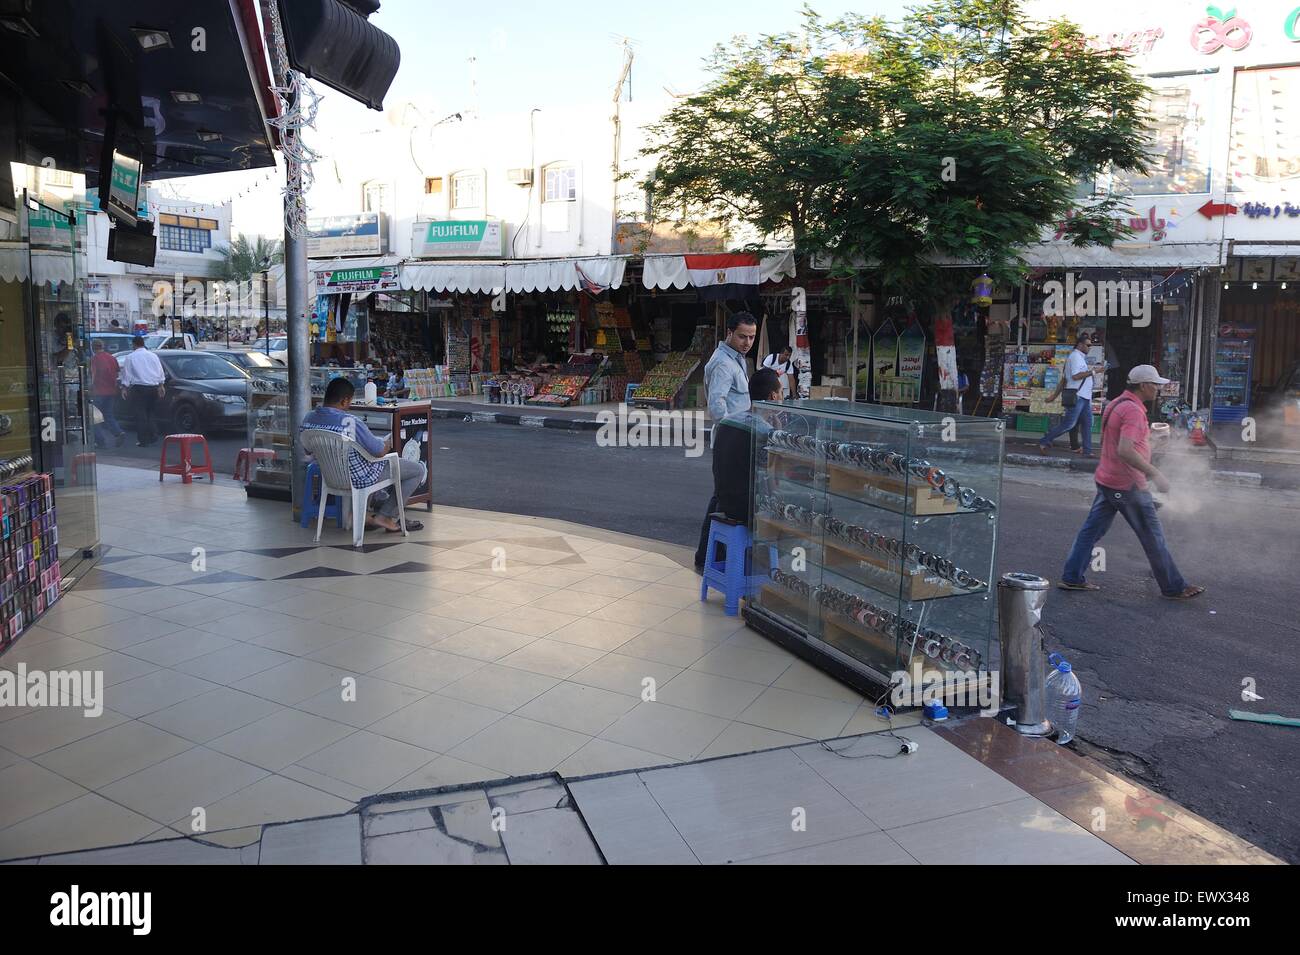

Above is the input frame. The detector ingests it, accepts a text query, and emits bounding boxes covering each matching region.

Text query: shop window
[159,224,212,253]
[425,176,443,194]
[1111,72,1214,196]
[39,168,73,188]
[544,165,576,202]
[363,180,389,213]
[452,172,483,209]
[1229,66,1300,193]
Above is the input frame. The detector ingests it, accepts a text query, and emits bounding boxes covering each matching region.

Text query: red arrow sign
[1198,200,1238,219]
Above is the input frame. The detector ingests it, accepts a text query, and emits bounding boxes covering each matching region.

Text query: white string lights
[149,169,281,216]
[266,0,321,238]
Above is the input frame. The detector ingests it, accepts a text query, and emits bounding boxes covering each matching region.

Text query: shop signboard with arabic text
[307,213,385,259]
[1025,0,1300,69]
[318,266,400,295]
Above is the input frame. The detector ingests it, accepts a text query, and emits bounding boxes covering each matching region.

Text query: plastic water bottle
[1046,653,1082,745]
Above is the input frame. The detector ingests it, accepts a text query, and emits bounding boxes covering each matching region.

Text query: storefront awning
[1229,244,1300,258]
[1021,242,1225,269]
[641,251,796,289]
[0,247,77,287]
[310,254,403,275]
[0,246,28,284]
[400,256,628,294]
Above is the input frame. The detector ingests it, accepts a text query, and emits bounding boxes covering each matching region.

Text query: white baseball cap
[1127,364,1170,385]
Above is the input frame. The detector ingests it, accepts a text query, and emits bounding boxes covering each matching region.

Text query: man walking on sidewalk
[119,336,165,447]
[1040,331,1096,456]
[89,340,126,449]
[1058,365,1203,600]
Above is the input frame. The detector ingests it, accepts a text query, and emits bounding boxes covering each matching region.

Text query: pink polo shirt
[1094,391,1150,491]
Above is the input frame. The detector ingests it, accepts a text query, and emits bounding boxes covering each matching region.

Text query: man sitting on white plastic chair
[300,377,426,533]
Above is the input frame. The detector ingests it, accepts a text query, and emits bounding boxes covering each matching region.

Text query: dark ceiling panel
[0,0,277,185]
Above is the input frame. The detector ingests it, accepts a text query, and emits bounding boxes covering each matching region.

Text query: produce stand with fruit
[631,352,700,409]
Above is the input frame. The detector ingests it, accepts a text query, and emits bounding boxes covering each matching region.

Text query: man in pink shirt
[1059,365,1203,600]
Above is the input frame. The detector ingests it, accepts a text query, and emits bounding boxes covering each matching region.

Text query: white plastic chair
[300,428,407,548]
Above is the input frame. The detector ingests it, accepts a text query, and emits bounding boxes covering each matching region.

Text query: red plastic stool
[70,452,96,485]
[159,433,215,484]
[233,447,276,482]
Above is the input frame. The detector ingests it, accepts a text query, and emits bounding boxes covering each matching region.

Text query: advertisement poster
[872,320,900,402]
[897,322,927,390]
[307,213,384,258]
[318,266,400,295]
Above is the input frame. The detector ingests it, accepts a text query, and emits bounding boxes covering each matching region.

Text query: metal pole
[268,18,311,521]
[285,179,310,524]
[264,268,271,356]
[851,279,860,405]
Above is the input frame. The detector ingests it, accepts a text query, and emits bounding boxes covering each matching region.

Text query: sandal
[1058,581,1100,592]
[386,519,423,532]
[1162,585,1205,600]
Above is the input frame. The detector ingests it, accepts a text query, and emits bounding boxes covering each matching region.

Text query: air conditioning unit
[507,167,534,186]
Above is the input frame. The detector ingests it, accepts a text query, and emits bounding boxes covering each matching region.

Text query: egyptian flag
[685,253,762,302]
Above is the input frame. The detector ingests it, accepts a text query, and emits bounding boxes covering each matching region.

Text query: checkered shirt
[300,406,386,488]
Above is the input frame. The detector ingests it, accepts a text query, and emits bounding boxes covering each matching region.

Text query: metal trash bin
[997,572,1053,736]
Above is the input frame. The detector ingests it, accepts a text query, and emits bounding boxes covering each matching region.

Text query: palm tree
[215,233,283,283]
[214,234,283,342]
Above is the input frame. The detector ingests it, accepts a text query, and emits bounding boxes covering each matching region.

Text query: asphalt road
[97,418,1300,862]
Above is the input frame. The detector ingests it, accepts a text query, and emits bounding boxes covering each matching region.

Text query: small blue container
[923,700,949,722]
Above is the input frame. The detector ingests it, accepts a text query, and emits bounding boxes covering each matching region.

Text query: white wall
[1024,0,1300,252]
[305,99,669,261]
[84,189,232,326]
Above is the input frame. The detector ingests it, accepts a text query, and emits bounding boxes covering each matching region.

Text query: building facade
[1020,0,1300,444]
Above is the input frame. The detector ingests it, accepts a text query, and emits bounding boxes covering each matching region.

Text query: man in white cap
[1058,365,1204,600]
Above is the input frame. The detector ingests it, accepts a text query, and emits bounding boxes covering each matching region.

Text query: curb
[433,407,604,433]
[1211,470,1264,487]
[1006,452,1074,471]
[437,405,717,438]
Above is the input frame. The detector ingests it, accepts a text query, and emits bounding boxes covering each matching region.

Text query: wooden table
[347,400,435,511]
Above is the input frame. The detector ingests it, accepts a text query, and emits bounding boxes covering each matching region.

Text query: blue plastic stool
[625,383,639,404]
[700,514,776,615]
[300,461,344,529]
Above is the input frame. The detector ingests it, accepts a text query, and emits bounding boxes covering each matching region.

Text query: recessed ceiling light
[171,91,201,104]
[196,129,222,143]
[131,27,172,51]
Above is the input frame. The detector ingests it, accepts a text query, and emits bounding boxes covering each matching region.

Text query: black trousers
[694,495,718,567]
[129,385,160,445]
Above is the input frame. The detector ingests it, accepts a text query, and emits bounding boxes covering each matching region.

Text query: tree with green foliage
[215,233,283,284]
[642,0,1154,298]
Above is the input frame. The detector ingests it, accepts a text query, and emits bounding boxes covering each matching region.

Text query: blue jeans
[92,395,124,446]
[1062,484,1187,596]
[1040,395,1092,454]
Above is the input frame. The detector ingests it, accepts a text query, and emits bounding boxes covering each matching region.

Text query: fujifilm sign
[411,219,504,258]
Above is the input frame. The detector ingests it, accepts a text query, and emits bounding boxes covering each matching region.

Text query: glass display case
[245,367,371,497]
[745,399,1004,695]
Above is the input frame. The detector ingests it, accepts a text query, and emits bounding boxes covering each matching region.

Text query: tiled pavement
[0,466,1280,864]
[0,465,904,859]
